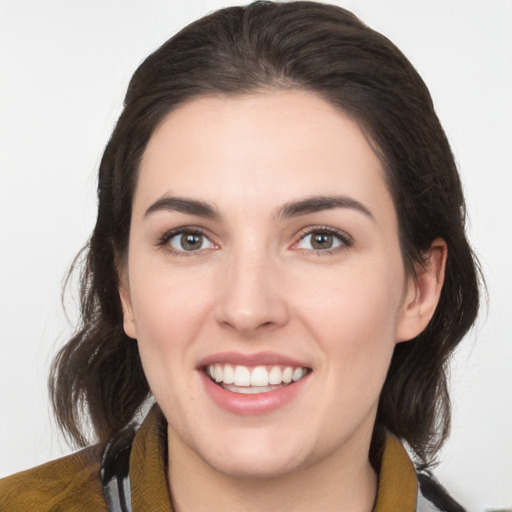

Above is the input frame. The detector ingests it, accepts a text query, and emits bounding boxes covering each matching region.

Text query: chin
[206,449,307,480]
[190,427,312,480]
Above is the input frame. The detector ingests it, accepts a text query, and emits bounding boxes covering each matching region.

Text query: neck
[167,430,378,512]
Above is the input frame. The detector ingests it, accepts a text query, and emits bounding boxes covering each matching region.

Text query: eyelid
[157,226,217,256]
[156,224,352,256]
[291,225,353,253]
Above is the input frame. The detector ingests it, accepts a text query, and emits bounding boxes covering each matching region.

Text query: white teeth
[223,364,234,384]
[206,363,308,389]
[223,384,278,394]
[292,367,305,382]
[233,365,251,386]
[214,364,223,383]
[250,366,269,386]
[268,365,282,385]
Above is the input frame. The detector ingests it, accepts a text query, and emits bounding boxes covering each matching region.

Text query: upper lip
[197,351,311,369]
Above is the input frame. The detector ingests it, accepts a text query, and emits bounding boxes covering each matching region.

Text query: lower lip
[200,371,310,416]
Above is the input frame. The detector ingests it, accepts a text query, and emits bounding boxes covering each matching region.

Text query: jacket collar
[128,405,420,512]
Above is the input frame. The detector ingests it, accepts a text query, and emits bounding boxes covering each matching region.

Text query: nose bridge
[215,237,288,335]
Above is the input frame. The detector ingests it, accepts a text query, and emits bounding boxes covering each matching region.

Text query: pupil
[312,233,332,250]
[181,233,202,250]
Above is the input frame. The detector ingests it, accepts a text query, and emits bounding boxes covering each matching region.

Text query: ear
[118,266,138,340]
[396,238,447,343]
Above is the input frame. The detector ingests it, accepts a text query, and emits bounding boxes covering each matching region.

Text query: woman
[0,2,480,511]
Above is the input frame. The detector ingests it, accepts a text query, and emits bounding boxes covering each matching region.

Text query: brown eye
[169,232,210,252]
[296,231,345,252]
[311,233,334,250]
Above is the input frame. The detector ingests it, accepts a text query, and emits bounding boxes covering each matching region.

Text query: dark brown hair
[49,1,480,468]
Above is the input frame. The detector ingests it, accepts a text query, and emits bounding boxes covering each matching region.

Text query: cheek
[131,230,213,317]
[127,261,215,386]
[293,256,405,377]
[271,256,407,447]
[129,271,217,428]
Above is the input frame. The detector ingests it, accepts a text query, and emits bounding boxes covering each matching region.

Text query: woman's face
[120,90,418,478]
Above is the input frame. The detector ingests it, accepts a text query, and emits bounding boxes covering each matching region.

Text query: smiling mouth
[205,364,310,394]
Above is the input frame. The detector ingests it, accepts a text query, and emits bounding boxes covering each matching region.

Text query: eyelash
[293,226,353,255]
[157,226,353,257]
[157,227,213,257]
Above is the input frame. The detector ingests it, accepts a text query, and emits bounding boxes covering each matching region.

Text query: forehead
[136,90,395,222]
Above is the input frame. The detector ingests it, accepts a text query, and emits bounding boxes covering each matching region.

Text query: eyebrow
[144,196,220,219]
[144,194,374,222]
[276,195,374,221]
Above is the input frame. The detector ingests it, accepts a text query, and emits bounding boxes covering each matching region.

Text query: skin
[120,90,446,512]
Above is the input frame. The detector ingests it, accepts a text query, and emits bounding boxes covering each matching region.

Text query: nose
[214,246,289,337]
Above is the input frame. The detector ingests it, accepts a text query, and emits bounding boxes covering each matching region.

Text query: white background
[0,1,511,510]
